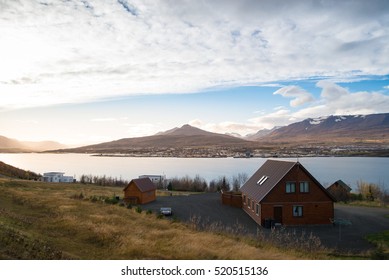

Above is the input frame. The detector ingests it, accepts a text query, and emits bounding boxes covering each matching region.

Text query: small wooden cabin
[327,180,352,202]
[123,178,157,205]
[240,159,335,226]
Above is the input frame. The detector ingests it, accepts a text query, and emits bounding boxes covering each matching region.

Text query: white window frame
[286,182,296,193]
[293,205,303,217]
[255,203,260,216]
[300,181,309,193]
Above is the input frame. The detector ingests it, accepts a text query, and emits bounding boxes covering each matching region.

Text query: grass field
[0,178,321,260]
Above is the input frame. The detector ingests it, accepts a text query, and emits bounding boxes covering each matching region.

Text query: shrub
[104,196,119,205]
[135,206,142,213]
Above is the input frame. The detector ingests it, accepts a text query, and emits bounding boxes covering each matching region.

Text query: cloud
[123,123,163,137]
[273,86,314,107]
[259,81,389,127]
[198,81,389,135]
[0,0,388,110]
[90,118,117,122]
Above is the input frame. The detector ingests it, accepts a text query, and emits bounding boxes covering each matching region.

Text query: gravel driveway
[142,193,389,253]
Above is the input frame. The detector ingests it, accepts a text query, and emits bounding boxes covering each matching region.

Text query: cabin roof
[330,179,352,192]
[124,177,157,192]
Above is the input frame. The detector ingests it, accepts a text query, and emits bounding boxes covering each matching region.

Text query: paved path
[142,193,389,253]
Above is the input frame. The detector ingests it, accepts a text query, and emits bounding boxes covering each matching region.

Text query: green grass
[365,231,389,259]
[1,178,312,260]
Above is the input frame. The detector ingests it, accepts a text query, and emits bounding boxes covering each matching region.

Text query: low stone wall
[221,191,242,208]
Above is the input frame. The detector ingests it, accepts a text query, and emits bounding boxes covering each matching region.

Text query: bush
[135,206,142,213]
[103,196,119,205]
[357,180,383,201]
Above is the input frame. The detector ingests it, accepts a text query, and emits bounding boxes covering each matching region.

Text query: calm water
[0,153,388,190]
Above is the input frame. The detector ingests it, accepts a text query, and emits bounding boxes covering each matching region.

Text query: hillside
[0,135,67,152]
[0,179,308,260]
[0,161,40,180]
[56,124,252,154]
[258,113,389,144]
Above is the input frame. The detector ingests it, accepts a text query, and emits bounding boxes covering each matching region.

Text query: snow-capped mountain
[259,113,389,143]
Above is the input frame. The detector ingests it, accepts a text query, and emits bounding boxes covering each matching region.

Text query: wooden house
[240,159,335,226]
[123,178,157,205]
[327,180,352,202]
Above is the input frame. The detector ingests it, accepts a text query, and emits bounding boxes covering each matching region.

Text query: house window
[247,198,251,208]
[286,182,296,193]
[300,182,309,193]
[255,203,260,216]
[251,200,255,211]
[243,195,246,204]
[293,206,303,217]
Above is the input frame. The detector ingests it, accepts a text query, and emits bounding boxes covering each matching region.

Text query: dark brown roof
[124,178,157,192]
[240,159,295,202]
[329,179,352,192]
[240,159,335,202]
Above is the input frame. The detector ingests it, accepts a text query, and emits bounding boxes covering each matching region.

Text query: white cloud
[91,118,117,122]
[273,86,314,107]
[0,0,388,110]
[198,82,389,135]
[123,123,164,137]
[254,81,389,128]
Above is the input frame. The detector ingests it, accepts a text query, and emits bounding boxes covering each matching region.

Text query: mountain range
[257,113,389,143]
[0,136,67,152]
[58,124,250,154]
[2,113,389,154]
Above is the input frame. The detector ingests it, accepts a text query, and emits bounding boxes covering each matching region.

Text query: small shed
[123,178,157,205]
[327,180,352,202]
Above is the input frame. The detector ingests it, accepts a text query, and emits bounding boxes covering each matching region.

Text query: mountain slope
[260,113,389,143]
[245,127,281,141]
[0,135,67,152]
[0,161,40,179]
[59,124,251,153]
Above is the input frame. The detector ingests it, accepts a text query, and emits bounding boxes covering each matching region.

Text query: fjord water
[0,153,388,190]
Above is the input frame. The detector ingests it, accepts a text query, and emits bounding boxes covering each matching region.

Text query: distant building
[138,175,166,186]
[42,172,74,183]
[327,180,352,202]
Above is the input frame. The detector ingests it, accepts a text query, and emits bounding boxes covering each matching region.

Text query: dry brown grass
[0,178,308,260]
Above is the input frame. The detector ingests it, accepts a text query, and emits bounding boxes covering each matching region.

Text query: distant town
[92,143,389,158]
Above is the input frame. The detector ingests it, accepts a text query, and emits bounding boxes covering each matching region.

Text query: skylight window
[257,175,269,185]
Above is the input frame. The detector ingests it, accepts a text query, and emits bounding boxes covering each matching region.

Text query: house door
[274,206,283,224]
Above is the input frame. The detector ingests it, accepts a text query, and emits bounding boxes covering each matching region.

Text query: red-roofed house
[240,159,335,226]
[123,178,157,204]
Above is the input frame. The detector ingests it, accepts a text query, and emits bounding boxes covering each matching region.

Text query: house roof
[124,177,157,192]
[240,159,335,202]
[331,179,352,192]
[240,159,295,202]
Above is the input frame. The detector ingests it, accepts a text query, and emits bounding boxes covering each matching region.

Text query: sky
[1,0,389,146]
